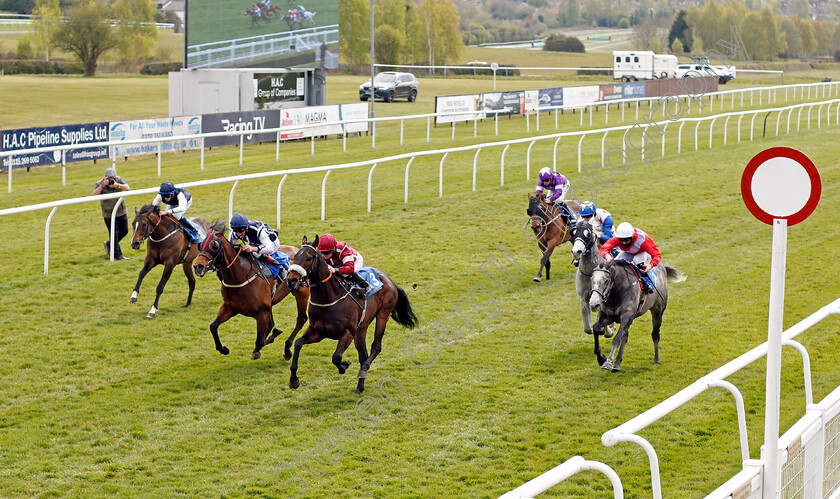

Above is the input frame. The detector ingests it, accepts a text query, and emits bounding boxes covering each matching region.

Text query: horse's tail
[391,285,419,329]
[664,265,687,283]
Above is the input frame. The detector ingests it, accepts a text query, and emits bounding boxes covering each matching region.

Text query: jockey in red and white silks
[317,234,370,293]
[600,222,661,272]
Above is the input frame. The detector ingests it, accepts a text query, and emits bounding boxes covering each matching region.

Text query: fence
[498,296,840,498]
[1,94,838,272]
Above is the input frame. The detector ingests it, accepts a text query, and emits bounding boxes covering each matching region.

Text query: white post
[372,122,376,148]
[109,198,124,261]
[238,136,244,165]
[44,206,58,275]
[500,144,510,186]
[158,142,162,176]
[495,113,499,136]
[7,156,12,193]
[228,180,239,225]
[526,140,535,180]
[526,113,530,133]
[321,170,331,220]
[474,115,478,138]
[201,137,205,170]
[472,149,481,191]
[367,163,378,213]
[62,150,66,186]
[451,121,455,140]
[276,174,288,228]
[763,218,787,499]
[404,157,415,203]
[276,132,280,161]
[400,120,404,145]
[426,117,430,142]
[600,131,609,167]
[577,135,585,173]
[438,153,448,197]
[552,137,562,171]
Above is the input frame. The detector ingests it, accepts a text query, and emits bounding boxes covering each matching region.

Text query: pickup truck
[675,60,735,84]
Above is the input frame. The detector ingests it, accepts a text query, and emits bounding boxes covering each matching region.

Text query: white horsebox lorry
[613,51,678,81]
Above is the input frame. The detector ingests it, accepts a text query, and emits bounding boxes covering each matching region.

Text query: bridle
[134,211,180,245]
[288,244,356,308]
[197,231,260,288]
[590,266,614,302]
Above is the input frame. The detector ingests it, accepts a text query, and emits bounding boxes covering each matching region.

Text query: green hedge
[139,62,184,75]
[0,60,85,75]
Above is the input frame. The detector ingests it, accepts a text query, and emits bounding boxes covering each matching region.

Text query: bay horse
[526,193,580,282]
[282,13,304,30]
[285,235,419,394]
[569,221,614,346]
[589,259,686,371]
[129,205,211,319]
[193,223,310,361]
[245,8,270,26]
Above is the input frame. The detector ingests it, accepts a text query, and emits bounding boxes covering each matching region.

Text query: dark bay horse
[130,205,211,319]
[282,13,304,30]
[193,223,310,361]
[570,221,614,351]
[526,193,580,282]
[589,259,686,371]
[245,8,270,26]
[285,235,418,394]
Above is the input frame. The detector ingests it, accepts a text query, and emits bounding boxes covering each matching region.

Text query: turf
[1,76,839,498]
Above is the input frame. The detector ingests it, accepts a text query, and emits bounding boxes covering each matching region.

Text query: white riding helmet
[615,222,634,239]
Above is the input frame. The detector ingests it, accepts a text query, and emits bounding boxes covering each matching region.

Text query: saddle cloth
[357,267,384,299]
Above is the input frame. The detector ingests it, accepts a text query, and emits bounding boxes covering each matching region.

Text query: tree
[668,10,692,53]
[29,0,61,61]
[338,0,369,67]
[53,1,117,76]
[565,0,579,27]
[670,37,684,54]
[542,33,584,52]
[788,0,810,19]
[780,18,803,58]
[417,0,463,73]
[374,24,404,65]
[113,0,159,68]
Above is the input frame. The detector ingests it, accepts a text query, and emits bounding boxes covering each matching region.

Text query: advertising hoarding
[1,122,108,170]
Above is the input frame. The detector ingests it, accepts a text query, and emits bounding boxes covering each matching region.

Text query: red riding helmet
[317,233,337,254]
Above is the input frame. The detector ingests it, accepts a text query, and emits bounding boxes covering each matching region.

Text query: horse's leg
[356,311,390,394]
[130,259,156,304]
[289,327,324,389]
[534,239,557,282]
[609,315,635,372]
[591,314,608,366]
[182,259,197,308]
[283,287,310,360]
[332,330,355,375]
[650,306,664,366]
[251,310,274,360]
[209,303,237,355]
[580,296,593,334]
[265,278,290,346]
[148,262,176,319]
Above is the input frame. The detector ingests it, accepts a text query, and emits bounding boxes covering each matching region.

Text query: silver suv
[359,72,419,102]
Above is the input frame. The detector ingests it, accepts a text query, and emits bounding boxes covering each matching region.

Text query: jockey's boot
[347,272,370,296]
[640,274,655,294]
[179,218,199,243]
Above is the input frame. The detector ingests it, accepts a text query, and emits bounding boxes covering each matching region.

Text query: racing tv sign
[254,72,305,110]
[1,122,109,170]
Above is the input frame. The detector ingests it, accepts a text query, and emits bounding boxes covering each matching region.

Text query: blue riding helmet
[159,182,176,196]
[579,201,596,218]
[230,214,249,231]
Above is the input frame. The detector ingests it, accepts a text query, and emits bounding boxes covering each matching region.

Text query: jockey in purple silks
[535,167,575,226]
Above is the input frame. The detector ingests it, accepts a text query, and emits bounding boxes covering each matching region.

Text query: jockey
[599,222,661,294]
[253,4,262,16]
[261,0,271,8]
[317,234,370,295]
[229,214,290,279]
[578,201,614,244]
[536,166,575,226]
[296,4,305,15]
[152,182,202,243]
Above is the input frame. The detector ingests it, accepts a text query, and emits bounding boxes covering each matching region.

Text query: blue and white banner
[622,81,647,99]
[110,116,201,157]
[1,122,108,170]
[538,88,563,110]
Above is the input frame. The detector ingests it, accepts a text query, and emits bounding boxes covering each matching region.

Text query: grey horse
[570,221,614,345]
[589,259,686,371]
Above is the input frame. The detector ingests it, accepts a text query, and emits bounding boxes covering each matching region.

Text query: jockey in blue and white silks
[578,201,614,244]
[152,182,203,243]
[229,214,290,279]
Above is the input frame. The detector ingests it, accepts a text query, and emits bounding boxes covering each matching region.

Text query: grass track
[1,97,840,497]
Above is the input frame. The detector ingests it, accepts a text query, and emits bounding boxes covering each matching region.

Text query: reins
[198,233,261,287]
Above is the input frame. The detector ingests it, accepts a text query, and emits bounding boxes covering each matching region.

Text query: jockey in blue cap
[577,201,614,244]
[229,214,290,279]
[152,182,203,243]
[536,167,575,226]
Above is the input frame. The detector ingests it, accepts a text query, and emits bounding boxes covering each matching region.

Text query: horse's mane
[610,259,636,271]
[209,220,227,234]
[138,204,158,215]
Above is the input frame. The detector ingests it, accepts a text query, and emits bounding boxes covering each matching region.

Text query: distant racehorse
[526,193,580,282]
[282,12,304,30]
[245,8,270,26]
[299,9,315,24]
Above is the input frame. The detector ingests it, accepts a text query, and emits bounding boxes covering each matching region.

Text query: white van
[613,51,678,81]
[676,58,736,84]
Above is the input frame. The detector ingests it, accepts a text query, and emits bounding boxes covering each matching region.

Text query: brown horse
[281,13,304,30]
[129,205,211,319]
[285,235,419,393]
[526,193,580,282]
[193,223,310,361]
[245,8,270,26]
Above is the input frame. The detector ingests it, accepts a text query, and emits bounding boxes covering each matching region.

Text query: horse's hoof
[604,326,615,339]
[283,352,292,361]
[533,277,541,282]
[601,362,612,370]
[146,312,155,319]
[584,329,593,335]
[290,378,300,390]
[611,365,621,372]
[129,297,137,304]
[220,346,230,355]
[354,388,364,394]
[251,351,261,360]
[654,360,661,366]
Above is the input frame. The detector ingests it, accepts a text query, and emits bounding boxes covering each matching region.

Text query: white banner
[435,94,479,124]
[339,103,368,135]
[562,85,600,107]
[110,116,201,157]
[524,90,539,114]
[279,105,342,140]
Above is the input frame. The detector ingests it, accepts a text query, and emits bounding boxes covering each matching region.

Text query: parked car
[359,72,419,102]
[676,58,735,84]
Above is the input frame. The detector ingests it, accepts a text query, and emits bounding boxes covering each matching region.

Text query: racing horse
[281,12,304,30]
[193,223,310,361]
[129,205,211,319]
[570,220,614,349]
[526,193,580,282]
[285,235,418,394]
[589,259,686,371]
[245,7,270,26]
